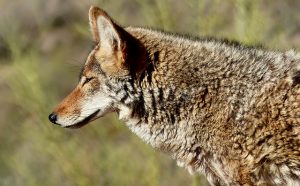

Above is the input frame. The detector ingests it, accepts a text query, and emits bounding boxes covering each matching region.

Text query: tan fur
[50,6,300,185]
[55,87,83,116]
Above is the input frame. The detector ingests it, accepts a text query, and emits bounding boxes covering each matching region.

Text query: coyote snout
[48,60,118,128]
[48,81,113,128]
[48,50,117,128]
[49,6,300,185]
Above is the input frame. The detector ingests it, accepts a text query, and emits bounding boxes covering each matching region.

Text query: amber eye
[83,77,94,86]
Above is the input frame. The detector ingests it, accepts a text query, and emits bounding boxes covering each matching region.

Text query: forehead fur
[80,49,105,77]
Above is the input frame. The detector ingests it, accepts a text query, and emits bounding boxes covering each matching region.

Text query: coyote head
[49,6,146,128]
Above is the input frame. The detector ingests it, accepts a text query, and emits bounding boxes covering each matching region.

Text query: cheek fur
[83,79,101,96]
[90,79,101,94]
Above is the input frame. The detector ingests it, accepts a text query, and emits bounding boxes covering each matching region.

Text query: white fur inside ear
[97,16,120,51]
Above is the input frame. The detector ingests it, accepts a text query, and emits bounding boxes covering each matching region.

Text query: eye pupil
[86,77,93,82]
[83,77,94,85]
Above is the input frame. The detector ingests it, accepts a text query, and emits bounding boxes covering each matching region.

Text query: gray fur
[105,27,300,185]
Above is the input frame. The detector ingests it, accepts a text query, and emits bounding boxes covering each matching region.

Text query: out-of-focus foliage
[0,0,299,185]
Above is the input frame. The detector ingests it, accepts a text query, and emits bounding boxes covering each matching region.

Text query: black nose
[48,113,58,124]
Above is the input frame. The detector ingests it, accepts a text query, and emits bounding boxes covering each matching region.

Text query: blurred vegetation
[0,0,299,185]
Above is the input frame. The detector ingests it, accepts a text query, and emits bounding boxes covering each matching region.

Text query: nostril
[48,113,58,124]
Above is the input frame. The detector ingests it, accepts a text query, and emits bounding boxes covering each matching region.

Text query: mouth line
[65,109,100,129]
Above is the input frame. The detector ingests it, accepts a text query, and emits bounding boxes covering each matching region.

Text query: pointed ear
[88,6,148,78]
[89,6,121,51]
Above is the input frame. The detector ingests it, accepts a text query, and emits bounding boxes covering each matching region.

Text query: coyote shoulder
[49,6,300,185]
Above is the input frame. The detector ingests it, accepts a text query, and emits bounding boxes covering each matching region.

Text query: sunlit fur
[51,6,300,185]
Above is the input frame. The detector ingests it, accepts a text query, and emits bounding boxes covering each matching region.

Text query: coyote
[49,6,300,185]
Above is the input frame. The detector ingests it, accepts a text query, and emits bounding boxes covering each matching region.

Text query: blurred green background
[0,0,299,185]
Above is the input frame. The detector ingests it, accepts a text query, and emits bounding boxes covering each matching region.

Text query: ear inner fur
[89,6,113,43]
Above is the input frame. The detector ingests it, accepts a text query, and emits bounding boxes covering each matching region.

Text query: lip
[65,109,100,129]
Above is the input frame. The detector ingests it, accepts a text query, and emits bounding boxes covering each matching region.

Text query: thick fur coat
[49,7,300,186]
